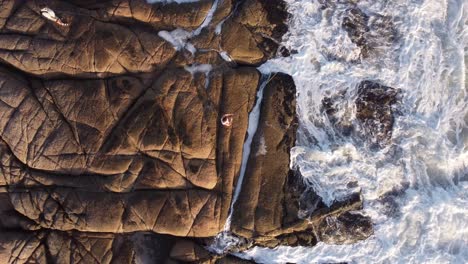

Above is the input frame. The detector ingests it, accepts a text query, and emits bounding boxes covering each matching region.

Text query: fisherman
[40,7,69,27]
[221,114,234,127]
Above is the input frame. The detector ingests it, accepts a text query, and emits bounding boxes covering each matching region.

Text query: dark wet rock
[279,46,292,57]
[342,8,370,51]
[285,169,327,221]
[356,80,400,146]
[322,80,400,146]
[322,90,353,136]
[377,184,409,217]
[378,193,401,217]
[170,240,211,262]
[342,7,397,58]
[257,229,318,248]
[231,73,298,238]
[257,0,289,46]
[317,211,373,245]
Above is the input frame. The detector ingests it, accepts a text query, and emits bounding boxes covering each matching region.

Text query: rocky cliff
[0,0,373,263]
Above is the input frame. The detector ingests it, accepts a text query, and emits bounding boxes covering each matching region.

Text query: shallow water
[239,0,468,263]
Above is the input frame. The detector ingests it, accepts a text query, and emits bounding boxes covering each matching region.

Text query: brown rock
[230,73,298,238]
[0,67,259,237]
[0,3,176,77]
[220,0,289,65]
[0,230,177,264]
[170,240,210,262]
[0,0,374,262]
[0,0,283,245]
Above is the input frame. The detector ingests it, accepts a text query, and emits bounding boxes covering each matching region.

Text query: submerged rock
[317,211,373,245]
[356,80,400,146]
[322,80,400,146]
[342,7,370,52]
[342,7,397,58]
[322,90,354,136]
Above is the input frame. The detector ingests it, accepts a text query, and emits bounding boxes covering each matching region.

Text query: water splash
[240,0,468,263]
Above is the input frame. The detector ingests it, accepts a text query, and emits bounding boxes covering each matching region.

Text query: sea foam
[239,0,468,263]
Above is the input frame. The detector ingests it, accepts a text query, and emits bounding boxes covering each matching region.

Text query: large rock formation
[231,73,299,238]
[0,0,375,263]
[0,0,289,262]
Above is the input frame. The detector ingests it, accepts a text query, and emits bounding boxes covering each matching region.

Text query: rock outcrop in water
[230,73,301,243]
[323,80,400,147]
[342,7,397,58]
[356,80,400,146]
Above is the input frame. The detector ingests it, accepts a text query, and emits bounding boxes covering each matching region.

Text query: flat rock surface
[0,0,288,262]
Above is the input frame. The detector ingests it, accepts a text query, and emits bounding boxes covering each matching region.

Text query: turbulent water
[238,0,468,263]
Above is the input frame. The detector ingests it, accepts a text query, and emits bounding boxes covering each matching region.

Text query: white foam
[184,64,213,75]
[156,0,220,54]
[219,51,234,63]
[256,136,267,156]
[184,64,213,89]
[158,29,192,51]
[238,0,468,263]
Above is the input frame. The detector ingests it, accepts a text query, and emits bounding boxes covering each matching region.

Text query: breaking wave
[241,0,468,263]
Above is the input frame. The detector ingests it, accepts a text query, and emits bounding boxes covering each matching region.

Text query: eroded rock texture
[0,0,289,263]
[0,0,375,262]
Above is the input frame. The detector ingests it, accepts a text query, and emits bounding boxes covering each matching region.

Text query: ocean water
[238,0,468,263]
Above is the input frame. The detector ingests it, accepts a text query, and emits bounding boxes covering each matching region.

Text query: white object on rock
[40,7,69,26]
[221,114,234,127]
